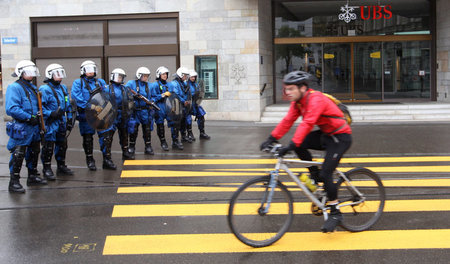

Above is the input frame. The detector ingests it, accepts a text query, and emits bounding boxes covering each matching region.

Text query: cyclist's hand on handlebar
[277,141,297,157]
[260,135,277,151]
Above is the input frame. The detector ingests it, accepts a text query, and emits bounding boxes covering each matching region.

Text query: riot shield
[86,90,117,131]
[164,93,183,124]
[122,88,135,117]
[192,80,205,105]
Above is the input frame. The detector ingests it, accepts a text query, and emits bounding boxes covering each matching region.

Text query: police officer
[39,64,74,180]
[170,67,191,150]
[6,60,47,193]
[71,60,116,170]
[104,68,134,160]
[125,67,154,156]
[150,66,172,151]
[187,70,210,140]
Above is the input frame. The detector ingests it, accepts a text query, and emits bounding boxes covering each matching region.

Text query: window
[195,55,218,99]
[31,13,179,89]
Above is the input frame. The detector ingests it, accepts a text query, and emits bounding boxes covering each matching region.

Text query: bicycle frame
[266,157,366,220]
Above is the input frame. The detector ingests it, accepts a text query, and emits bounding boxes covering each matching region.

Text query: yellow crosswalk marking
[103,229,450,255]
[123,156,450,166]
[117,178,450,193]
[207,166,450,173]
[121,166,450,178]
[121,170,264,178]
[111,199,450,217]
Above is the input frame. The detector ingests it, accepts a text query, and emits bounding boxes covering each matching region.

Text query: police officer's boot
[9,173,25,193]
[9,146,26,193]
[27,169,48,186]
[101,131,117,170]
[142,124,154,155]
[83,134,96,171]
[56,160,74,176]
[171,127,184,150]
[27,141,48,186]
[157,124,169,151]
[198,116,211,140]
[41,141,56,181]
[122,147,134,160]
[118,125,134,160]
[55,138,73,175]
[187,124,196,142]
[128,124,139,157]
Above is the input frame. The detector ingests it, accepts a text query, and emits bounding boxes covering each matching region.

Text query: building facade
[0,0,449,121]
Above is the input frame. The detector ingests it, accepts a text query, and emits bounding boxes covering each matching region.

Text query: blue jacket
[170,78,190,103]
[71,76,107,109]
[187,80,198,97]
[5,79,40,149]
[150,80,172,106]
[125,79,152,109]
[104,83,130,118]
[39,82,72,140]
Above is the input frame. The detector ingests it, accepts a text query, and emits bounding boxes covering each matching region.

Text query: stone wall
[436,0,450,101]
[0,0,271,121]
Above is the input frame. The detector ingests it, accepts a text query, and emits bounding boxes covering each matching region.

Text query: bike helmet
[283,71,311,85]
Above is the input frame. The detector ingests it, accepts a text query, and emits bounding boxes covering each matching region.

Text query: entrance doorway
[274,36,432,103]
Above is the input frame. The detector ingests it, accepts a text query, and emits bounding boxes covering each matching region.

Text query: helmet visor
[51,68,66,79]
[111,73,126,83]
[22,66,40,77]
[83,64,97,74]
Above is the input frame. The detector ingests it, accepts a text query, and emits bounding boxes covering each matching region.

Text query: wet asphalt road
[0,121,449,263]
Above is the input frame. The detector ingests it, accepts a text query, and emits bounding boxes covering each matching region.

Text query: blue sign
[2,37,18,44]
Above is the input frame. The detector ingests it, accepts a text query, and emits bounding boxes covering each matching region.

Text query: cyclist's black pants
[294,130,352,201]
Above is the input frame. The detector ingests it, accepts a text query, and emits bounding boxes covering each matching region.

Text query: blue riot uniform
[71,76,115,170]
[104,82,134,159]
[39,81,73,178]
[125,79,155,155]
[187,79,210,140]
[6,78,47,190]
[149,79,173,151]
[171,78,193,144]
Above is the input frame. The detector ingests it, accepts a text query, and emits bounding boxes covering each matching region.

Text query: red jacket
[271,89,352,147]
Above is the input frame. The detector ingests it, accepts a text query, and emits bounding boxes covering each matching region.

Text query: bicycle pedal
[311,203,323,216]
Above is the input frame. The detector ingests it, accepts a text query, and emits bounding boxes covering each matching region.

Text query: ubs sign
[338,4,392,23]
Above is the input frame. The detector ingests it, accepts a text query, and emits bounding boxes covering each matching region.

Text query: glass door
[383,41,430,99]
[323,43,351,100]
[353,42,382,101]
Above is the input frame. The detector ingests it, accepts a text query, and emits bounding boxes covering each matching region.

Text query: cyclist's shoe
[310,170,323,183]
[321,210,342,233]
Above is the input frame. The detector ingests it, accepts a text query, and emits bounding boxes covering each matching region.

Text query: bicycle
[227,144,385,248]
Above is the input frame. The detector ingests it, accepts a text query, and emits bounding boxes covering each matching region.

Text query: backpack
[322,93,352,125]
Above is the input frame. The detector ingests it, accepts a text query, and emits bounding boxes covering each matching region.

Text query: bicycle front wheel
[338,168,385,232]
[227,176,294,247]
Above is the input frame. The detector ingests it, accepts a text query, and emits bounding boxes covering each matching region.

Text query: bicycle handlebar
[262,143,283,157]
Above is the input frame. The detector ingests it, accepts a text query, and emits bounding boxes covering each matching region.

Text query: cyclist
[260,71,352,233]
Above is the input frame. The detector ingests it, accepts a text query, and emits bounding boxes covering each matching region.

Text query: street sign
[2,37,18,44]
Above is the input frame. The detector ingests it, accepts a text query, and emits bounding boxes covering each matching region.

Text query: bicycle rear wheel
[227,176,294,247]
[338,168,385,232]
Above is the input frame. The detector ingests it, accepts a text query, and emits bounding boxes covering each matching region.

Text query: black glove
[277,141,297,157]
[260,135,277,151]
[66,122,73,132]
[50,108,63,119]
[27,116,39,126]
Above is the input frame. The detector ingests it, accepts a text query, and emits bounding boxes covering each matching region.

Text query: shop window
[108,18,177,45]
[37,21,103,47]
[195,55,218,99]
